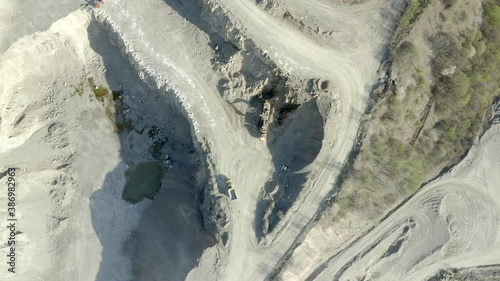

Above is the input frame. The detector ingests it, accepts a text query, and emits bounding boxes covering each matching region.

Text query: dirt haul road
[97,0,403,280]
[97,0,275,195]
[95,2,271,279]
[191,0,402,280]
[0,0,402,279]
[307,124,500,281]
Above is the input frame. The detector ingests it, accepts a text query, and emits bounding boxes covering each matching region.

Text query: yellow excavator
[226,179,237,200]
[259,100,271,140]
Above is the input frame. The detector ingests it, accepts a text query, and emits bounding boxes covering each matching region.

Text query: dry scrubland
[280,1,500,280]
[442,265,500,281]
[332,0,500,223]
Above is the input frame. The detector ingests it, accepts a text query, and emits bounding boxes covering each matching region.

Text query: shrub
[391,0,432,52]
[93,86,109,102]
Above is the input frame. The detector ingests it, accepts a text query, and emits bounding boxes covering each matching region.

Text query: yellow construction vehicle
[259,100,271,140]
[226,179,237,200]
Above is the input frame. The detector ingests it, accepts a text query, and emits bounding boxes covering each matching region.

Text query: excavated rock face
[258,99,325,235]
[86,14,222,281]
[0,0,404,280]
[196,0,327,238]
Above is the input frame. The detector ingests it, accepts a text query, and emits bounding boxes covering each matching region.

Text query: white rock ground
[0,1,498,281]
[0,10,149,281]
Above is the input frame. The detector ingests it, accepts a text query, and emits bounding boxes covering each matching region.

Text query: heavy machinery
[226,179,237,200]
[259,100,271,140]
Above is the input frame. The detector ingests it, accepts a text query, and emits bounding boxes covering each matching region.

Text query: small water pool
[122,161,163,203]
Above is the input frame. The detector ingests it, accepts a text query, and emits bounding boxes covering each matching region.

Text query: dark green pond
[122,161,163,203]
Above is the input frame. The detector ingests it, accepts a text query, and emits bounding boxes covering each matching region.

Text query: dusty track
[189,0,402,280]
[307,124,500,281]
[0,0,406,280]
[94,0,401,280]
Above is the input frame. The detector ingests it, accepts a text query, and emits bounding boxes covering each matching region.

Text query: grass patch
[93,86,109,102]
[87,76,111,102]
[75,77,135,134]
[390,0,432,53]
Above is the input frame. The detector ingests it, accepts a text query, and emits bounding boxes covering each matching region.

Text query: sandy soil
[1,1,498,281]
[0,10,148,280]
[0,0,82,53]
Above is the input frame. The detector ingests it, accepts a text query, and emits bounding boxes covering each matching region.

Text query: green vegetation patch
[93,86,110,102]
[75,78,135,134]
[429,0,500,164]
[334,0,500,221]
[390,0,432,53]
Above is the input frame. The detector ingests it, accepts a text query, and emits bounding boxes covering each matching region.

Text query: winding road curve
[205,0,400,280]
[99,0,405,280]
[308,124,500,280]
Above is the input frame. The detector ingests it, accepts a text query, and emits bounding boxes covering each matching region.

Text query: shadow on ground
[254,99,325,238]
[87,18,215,281]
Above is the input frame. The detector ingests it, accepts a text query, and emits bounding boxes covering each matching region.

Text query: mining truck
[259,100,271,140]
[226,179,237,200]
